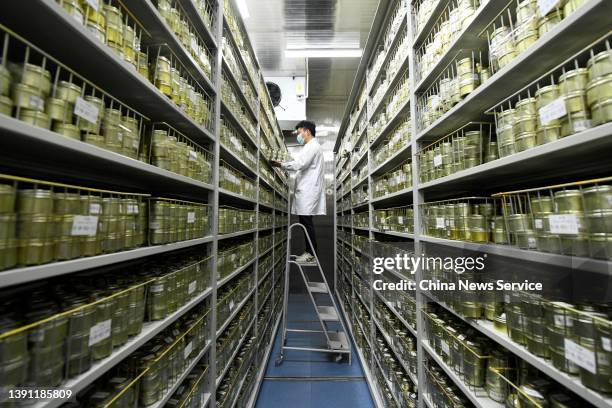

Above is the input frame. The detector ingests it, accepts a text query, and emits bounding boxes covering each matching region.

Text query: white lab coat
[282,138,327,215]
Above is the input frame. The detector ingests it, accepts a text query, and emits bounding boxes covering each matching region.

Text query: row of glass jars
[258,233,273,255]
[56,0,142,68]
[489,0,587,74]
[495,48,612,159]
[216,272,253,331]
[221,74,256,139]
[165,362,209,408]
[0,184,146,270]
[149,128,213,183]
[221,117,257,169]
[501,184,612,260]
[217,240,254,281]
[215,296,254,377]
[216,330,256,408]
[151,54,212,128]
[218,207,256,235]
[372,332,417,408]
[156,0,213,80]
[422,200,496,243]
[424,362,473,408]
[0,58,143,160]
[223,0,258,84]
[371,118,411,167]
[373,161,413,198]
[374,206,415,233]
[219,162,256,200]
[419,127,497,183]
[148,199,209,245]
[81,302,210,408]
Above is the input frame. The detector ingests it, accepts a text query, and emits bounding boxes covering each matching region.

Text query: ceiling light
[236,0,250,18]
[285,49,363,58]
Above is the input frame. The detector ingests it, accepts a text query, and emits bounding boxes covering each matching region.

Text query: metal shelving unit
[333,0,612,407]
[0,0,288,407]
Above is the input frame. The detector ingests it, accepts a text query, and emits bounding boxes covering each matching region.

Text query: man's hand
[270,160,282,168]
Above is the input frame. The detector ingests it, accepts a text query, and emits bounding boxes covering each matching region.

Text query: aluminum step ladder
[275,222,352,365]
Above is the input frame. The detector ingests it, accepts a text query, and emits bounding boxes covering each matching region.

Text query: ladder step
[327,331,350,350]
[307,282,329,293]
[317,306,339,321]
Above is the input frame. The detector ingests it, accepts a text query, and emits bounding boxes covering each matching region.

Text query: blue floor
[255,294,375,408]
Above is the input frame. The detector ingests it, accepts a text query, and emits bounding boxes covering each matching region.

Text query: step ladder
[275,222,352,365]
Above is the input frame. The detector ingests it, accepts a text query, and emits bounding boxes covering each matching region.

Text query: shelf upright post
[406,0,426,406]
[209,0,224,405]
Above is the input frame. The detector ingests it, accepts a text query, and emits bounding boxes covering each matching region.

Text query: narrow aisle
[255,294,375,408]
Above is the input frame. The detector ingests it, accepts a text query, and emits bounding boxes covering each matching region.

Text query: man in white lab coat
[271,120,326,263]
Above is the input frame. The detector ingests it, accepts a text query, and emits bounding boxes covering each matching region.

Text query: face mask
[297,134,305,145]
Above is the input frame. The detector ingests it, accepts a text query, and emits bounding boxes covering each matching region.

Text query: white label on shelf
[433,154,443,168]
[71,215,99,236]
[430,95,440,110]
[534,218,543,229]
[537,0,559,16]
[229,300,235,310]
[573,119,592,133]
[441,340,450,355]
[548,214,579,235]
[85,0,100,10]
[504,294,511,303]
[449,218,455,228]
[398,216,404,224]
[117,132,123,142]
[127,204,139,214]
[436,217,445,229]
[74,96,99,124]
[89,203,101,215]
[539,97,566,125]
[188,281,197,295]
[29,329,44,342]
[188,150,198,162]
[150,284,164,293]
[191,38,199,54]
[89,319,111,346]
[187,212,196,224]
[565,339,596,374]
[29,95,44,111]
[528,237,537,248]
[149,221,161,229]
[602,337,612,352]
[184,341,193,359]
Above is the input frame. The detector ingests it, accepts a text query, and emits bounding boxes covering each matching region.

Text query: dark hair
[295,120,316,137]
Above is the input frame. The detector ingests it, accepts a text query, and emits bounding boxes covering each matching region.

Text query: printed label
[187,212,196,224]
[436,217,445,229]
[117,132,123,142]
[433,154,443,168]
[191,38,199,54]
[565,339,596,374]
[188,281,197,295]
[29,95,44,111]
[573,119,592,133]
[85,0,100,10]
[74,97,99,124]
[537,0,559,16]
[184,341,193,359]
[150,284,164,293]
[398,216,404,224]
[528,237,537,248]
[534,219,543,229]
[127,204,139,214]
[441,340,450,355]
[89,319,111,346]
[71,215,99,236]
[89,203,102,215]
[188,150,198,162]
[29,329,44,342]
[602,337,612,352]
[548,214,579,235]
[539,97,566,125]
[149,222,161,229]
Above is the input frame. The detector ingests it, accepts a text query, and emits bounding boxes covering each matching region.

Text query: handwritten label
[74,96,99,124]
[89,203,102,214]
[539,97,566,125]
[89,319,111,346]
[433,154,443,167]
[71,215,99,236]
[565,339,596,374]
[187,212,196,224]
[184,341,193,359]
[29,95,44,111]
[188,281,197,295]
[548,214,579,235]
[436,217,445,229]
[537,0,559,16]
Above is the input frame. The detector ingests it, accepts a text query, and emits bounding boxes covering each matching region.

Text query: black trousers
[298,215,318,256]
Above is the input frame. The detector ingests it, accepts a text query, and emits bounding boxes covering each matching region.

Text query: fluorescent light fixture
[236,0,250,18]
[285,49,363,58]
